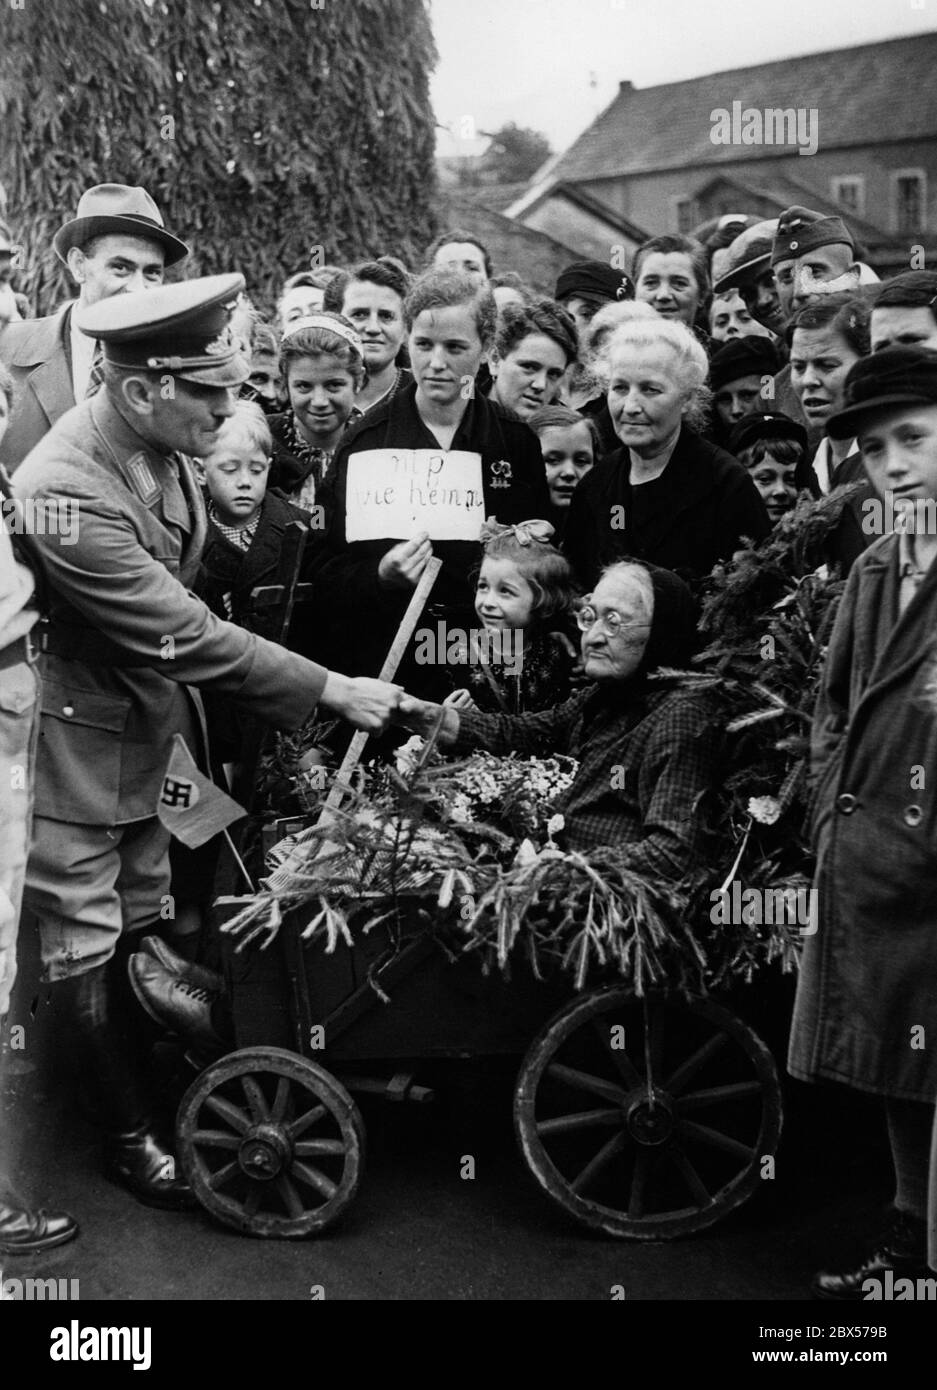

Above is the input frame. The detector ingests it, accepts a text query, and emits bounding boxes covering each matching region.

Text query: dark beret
[728,410,809,456]
[555,260,634,304]
[709,336,781,391]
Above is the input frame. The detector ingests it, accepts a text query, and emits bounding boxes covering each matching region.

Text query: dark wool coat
[788,533,937,1102]
[195,490,319,764]
[306,381,550,694]
[562,424,771,591]
[196,490,316,646]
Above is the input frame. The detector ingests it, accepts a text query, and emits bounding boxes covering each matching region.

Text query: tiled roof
[550,34,937,183]
[507,180,650,243]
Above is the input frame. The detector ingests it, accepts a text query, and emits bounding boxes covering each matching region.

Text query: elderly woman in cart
[397,557,719,880]
[136,557,719,1050]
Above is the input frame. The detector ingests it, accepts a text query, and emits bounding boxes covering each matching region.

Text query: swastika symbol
[161,777,194,808]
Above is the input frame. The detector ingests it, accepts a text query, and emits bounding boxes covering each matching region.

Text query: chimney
[619,80,633,93]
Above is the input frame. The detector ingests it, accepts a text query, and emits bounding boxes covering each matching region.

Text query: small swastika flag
[156,734,246,848]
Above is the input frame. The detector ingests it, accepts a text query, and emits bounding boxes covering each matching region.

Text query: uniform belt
[0,631,37,671]
[36,622,150,668]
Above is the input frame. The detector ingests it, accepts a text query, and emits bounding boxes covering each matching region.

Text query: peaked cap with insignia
[75,272,250,388]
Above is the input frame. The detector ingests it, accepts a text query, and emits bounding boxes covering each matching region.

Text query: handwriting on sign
[345,449,485,542]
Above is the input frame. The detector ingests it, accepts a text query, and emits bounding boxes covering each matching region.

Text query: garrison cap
[75,273,250,388]
[771,206,854,268]
[728,411,809,457]
[826,346,937,439]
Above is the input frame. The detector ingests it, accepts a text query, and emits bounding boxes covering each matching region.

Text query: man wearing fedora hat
[11,271,404,1213]
[0,183,188,470]
[790,345,937,1296]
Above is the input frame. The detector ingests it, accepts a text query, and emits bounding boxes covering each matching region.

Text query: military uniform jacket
[12,392,328,826]
[0,305,75,470]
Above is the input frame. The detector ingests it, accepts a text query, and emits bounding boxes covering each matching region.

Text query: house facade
[507,35,937,276]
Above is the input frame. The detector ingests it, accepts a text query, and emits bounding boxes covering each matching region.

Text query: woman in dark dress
[563,314,770,592]
[306,268,550,697]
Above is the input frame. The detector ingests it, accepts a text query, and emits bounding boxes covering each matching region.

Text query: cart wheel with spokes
[176,1046,365,1238]
[515,985,781,1239]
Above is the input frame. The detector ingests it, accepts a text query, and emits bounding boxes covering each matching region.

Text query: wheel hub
[625,1089,674,1145]
[238,1123,292,1180]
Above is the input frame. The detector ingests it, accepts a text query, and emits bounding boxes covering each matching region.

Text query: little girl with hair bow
[444,517,580,715]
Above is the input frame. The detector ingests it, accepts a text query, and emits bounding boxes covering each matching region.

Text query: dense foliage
[0,0,439,315]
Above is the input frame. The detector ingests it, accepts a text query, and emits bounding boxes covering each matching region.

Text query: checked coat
[455,682,719,881]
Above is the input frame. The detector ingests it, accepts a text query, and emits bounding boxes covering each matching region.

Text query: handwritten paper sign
[345,449,485,542]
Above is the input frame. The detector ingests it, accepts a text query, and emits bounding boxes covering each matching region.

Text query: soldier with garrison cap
[770,205,860,321]
[12,273,403,1213]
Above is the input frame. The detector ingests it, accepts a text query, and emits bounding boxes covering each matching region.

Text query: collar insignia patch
[122,452,161,506]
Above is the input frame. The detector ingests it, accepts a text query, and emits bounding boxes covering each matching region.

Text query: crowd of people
[0,182,936,1297]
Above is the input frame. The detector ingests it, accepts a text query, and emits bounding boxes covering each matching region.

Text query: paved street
[1,938,899,1304]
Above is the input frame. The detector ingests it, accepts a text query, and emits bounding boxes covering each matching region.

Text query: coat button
[836,793,857,813]
[62,705,74,717]
[904,804,923,827]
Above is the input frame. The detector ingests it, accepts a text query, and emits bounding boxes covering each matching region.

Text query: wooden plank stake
[260,556,443,896]
[323,556,443,811]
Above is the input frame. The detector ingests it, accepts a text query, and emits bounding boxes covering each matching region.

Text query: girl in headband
[267,312,366,510]
[444,518,579,715]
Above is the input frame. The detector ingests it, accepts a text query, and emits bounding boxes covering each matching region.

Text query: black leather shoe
[104,1128,197,1211]
[812,1209,930,1299]
[138,935,223,994]
[129,952,230,1051]
[0,1197,79,1254]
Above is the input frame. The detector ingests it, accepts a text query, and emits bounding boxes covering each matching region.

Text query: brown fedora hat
[53,184,189,266]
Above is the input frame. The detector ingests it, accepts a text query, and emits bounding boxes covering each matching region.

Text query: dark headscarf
[636,561,699,677]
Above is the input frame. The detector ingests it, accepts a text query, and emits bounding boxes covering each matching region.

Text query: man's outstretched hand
[320,673,404,731]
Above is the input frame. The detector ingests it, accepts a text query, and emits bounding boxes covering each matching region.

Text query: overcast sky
[429,0,936,159]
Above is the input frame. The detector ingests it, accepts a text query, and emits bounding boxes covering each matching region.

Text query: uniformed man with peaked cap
[12,273,403,1212]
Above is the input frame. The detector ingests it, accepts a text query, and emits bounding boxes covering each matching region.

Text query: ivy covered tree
[0,0,439,314]
[477,123,552,185]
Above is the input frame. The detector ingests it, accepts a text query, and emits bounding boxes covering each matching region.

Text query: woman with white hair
[563,315,770,590]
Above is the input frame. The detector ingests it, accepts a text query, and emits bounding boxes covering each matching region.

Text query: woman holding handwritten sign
[307,269,552,701]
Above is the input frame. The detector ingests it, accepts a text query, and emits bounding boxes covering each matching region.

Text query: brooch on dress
[490,459,513,489]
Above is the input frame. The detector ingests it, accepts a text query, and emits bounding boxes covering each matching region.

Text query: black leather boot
[812,1208,930,1299]
[55,962,196,1212]
[0,1190,79,1254]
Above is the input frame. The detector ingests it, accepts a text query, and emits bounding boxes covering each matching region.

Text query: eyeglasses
[576,606,652,637]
